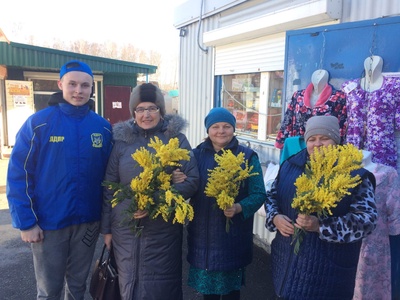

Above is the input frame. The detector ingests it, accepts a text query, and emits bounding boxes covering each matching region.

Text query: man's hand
[21,225,44,243]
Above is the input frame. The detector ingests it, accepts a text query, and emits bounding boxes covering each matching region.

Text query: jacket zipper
[205,197,210,270]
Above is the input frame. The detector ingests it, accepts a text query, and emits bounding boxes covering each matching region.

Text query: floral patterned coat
[275,83,347,149]
[343,76,400,168]
[353,164,400,300]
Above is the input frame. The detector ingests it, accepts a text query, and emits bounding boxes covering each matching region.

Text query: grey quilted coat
[100,114,199,300]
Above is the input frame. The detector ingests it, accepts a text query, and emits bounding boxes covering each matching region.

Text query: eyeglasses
[134,106,160,114]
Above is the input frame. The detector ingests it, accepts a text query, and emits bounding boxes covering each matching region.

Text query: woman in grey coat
[100,83,199,300]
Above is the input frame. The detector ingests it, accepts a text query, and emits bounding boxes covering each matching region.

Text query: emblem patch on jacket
[49,136,65,142]
[91,133,103,148]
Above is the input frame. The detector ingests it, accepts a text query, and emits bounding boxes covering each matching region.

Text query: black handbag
[89,244,120,300]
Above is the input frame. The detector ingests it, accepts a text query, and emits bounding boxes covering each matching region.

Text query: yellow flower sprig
[148,137,190,167]
[292,144,363,216]
[104,137,194,234]
[205,149,258,232]
[291,143,363,254]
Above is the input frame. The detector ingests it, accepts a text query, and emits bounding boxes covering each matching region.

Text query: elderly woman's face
[208,122,234,151]
[134,101,161,130]
[306,134,337,155]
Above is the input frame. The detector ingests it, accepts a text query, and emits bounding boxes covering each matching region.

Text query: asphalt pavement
[0,157,276,300]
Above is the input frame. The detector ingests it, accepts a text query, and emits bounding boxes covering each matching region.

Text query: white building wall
[0,78,4,158]
[178,17,218,148]
[341,0,400,23]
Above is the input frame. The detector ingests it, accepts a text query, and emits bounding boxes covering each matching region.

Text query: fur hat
[204,107,236,132]
[304,115,340,144]
[129,83,165,117]
[60,60,93,79]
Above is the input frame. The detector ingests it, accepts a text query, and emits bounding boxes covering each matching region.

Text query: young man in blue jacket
[6,60,113,299]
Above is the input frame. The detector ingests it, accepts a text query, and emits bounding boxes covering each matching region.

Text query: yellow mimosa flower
[291,143,363,254]
[103,137,194,234]
[205,149,258,232]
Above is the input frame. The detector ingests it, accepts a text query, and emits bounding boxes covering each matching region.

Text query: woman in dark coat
[185,107,266,300]
[100,83,199,300]
[265,115,378,300]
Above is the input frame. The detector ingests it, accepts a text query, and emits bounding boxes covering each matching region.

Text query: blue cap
[204,107,236,132]
[59,60,93,79]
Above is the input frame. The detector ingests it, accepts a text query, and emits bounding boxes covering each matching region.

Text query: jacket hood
[112,114,188,144]
[48,91,95,109]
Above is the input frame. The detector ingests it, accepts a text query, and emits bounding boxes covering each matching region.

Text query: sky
[0,0,185,56]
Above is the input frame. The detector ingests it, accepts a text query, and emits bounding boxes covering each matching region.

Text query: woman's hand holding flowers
[295,214,319,232]
[273,214,295,237]
[205,149,258,232]
[133,210,149,219]
[224,203,242,218]
[172,168,187,184]
[104,137,194,236]
[290,144,363,254]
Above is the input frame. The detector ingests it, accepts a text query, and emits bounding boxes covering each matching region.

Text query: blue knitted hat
[60,60,93,79]
[204,107,236,132]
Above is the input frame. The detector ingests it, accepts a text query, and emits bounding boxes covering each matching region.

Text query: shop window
[266,71,284,139]
[222,73,260,137]
[32,79,59,92]
[221,71,283,141]
[32,79,60,112]
[34,94,52,112]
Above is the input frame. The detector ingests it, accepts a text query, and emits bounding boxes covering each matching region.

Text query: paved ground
[0,157,276,299]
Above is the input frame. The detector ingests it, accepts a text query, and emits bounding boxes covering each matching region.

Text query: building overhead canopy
[203,0,342,46]
[173,0,247,28]
[0,40,157,77]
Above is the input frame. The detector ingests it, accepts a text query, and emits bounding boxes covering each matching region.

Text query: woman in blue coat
[185,107,266,300]
[265,115,378,300]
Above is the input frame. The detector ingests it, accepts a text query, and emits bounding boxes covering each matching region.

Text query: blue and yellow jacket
[7,92,113,231]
